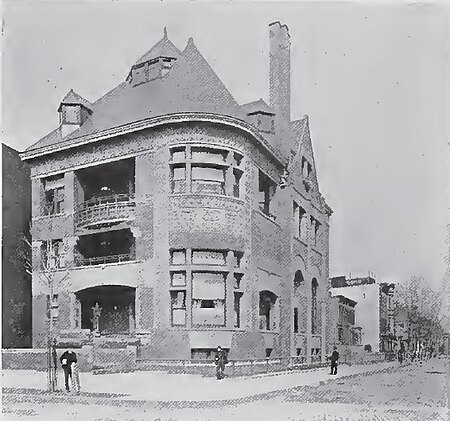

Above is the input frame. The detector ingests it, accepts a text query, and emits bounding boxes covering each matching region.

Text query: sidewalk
[2,361,396,402]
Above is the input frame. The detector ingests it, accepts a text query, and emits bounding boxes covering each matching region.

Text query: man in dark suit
[60,350,77,392]
[329,346,339,375]
[214,346,227,380]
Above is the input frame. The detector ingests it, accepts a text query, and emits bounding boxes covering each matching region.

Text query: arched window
[259,290,278,331]
[311,278,318,334]
[294,270,305,289]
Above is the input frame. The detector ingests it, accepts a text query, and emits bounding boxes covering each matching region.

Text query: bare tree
[394,276,444,357]
[38,240,70,392]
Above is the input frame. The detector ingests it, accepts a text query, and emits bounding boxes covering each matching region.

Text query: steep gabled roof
[26,36,247,153]
[241,98,275,115]
[57,89,92,111]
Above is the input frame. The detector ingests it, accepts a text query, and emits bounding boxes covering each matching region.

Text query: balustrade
[75,194,135,229]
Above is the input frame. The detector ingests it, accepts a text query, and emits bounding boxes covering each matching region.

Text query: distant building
[21,23,333,363]
[2,144,32,348]
[330,295,361,347]
[330,276,395,353]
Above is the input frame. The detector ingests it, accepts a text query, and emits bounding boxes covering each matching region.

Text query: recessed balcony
[75,194,135,230]
[74,228,136,267]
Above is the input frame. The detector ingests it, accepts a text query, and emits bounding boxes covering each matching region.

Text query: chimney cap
[269,21,290,38]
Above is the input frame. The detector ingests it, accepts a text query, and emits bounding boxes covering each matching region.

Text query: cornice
[20,112,285,167]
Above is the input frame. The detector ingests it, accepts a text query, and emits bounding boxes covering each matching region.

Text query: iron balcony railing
[75,253,135,267]
[75,194,135,229]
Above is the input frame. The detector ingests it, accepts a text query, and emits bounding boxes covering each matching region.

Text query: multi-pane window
[170,290,186,326]
[169,146,243,197]
[169,267,187,326]
[41,239,64,269]
[258,170,277,218]
[192,272,226,326]
[43,175,65,216]
[169,248,244,330]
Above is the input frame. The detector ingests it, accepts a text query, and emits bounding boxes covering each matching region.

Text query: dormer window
[242,99,275,134]
[128,28,180,87]
[58,89,92,138]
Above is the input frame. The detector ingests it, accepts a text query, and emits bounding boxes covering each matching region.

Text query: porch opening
[76,285,136,335]
[75,158,135,203]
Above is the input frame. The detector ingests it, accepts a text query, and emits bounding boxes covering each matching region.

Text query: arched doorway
[76,285,135,335]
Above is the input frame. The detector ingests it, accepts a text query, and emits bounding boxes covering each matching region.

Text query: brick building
[21,23,332,362]
[330,295,361,347]
[2,144,32,348]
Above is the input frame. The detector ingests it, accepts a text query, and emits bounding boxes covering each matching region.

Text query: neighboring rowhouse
[2,144,32,348]
[329,295,361,347]
[330,276,395,353]
[21,23,332,362]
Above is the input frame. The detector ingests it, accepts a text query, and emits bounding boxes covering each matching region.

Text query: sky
[1,1,449,289]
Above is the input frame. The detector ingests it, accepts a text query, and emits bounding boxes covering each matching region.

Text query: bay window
[169,145,243,197]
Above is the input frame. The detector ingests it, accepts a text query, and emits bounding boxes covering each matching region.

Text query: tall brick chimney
[269,21,291,123]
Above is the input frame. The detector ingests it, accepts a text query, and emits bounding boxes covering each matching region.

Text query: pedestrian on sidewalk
[398,343,405,364]
[329,346,339,375]
[215,346,227,380]
[60,349,77,392]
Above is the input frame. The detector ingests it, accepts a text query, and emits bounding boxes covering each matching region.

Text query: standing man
[60,350,77,392]
[214,346,227,380]
[329,346,339,375]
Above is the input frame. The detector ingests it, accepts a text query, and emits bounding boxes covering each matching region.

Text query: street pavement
[2,357,449,420]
